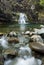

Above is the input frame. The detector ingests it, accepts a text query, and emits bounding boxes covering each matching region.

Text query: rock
[0,55,4,65]
[7,31,17,37]
[8,37,19,43]
[34,28,44,39]
[3,49,18,59]
[29,42,44,53]
[39,33,44,39]
[3,49,17,55]
[0,33,4,36]
[31,35,43,43]
[25,31,30,35]
[33,28,39,34]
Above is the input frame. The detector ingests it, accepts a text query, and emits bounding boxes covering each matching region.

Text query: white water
[14,57,41,65]
[4,46,42,65]
[31,35,43,43]
[4,60,12,65]
[18,13,28,32]
[34,28,44,34]
[18,13,28,44]
[0,36,9,49]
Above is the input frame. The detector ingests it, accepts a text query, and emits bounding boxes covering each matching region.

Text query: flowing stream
[0,13,42,65]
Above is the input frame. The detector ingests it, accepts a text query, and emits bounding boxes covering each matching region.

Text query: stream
[0,13,42,65]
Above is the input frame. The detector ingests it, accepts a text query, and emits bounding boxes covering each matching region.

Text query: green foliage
[40,0,44,6]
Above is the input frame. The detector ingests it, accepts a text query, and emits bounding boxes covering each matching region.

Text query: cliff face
[0,0,44,23]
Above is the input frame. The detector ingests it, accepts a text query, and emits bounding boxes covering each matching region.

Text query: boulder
[31,35,43,43]
[3,49,17,55]
[29,42,44,53]
[7,31,17,37]
[25,31,30,35]
[3,49,18,59]
[8,37,19,43]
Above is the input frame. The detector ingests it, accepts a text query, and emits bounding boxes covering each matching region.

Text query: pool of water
[0,23,41,33]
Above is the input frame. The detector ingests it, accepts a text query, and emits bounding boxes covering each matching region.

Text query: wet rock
[31,35,43,43]
[0,55,4,65]
[40,25,44,28]
[34,28,44,39]
[8,37,19,43]
[25,31,30,35]
[7,31,17,37]
[0,33,4,37]
[29,42,44,54]
[3,49,18,59]
[39,33,44,39]
[42,57,44,65]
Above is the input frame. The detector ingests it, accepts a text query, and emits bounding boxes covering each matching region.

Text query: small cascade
[18,46,32,59]
[18,13,27,24]
[18,13,28,32]
[0,35,9,49]
[4,59,12,65]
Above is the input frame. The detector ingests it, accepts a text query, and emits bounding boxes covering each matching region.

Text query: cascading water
[0,35,9,49]
[18,13,28,45]
[4,13,42,65]
[18,13,28,32]
[18,13,27,24]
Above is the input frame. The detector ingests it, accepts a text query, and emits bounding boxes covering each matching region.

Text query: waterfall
[18,13,28,32]
[18,13,27,24]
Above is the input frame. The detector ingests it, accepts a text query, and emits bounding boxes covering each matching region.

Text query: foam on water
[4,46,42,65]
[4,60,12,65]
[4,57,42,65]
[14,57,42,65]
